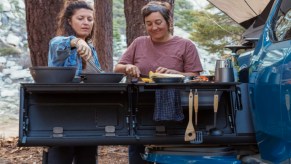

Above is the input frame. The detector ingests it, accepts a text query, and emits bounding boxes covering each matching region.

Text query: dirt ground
[0,105,128,164]
[0,137,128,164]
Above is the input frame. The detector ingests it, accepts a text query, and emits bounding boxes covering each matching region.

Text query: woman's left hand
[156,67,180,74]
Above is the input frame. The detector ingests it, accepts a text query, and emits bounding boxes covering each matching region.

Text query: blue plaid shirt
[48,36,101,75]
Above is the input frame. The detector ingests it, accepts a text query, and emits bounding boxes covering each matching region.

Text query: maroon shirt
[118,36,203,76]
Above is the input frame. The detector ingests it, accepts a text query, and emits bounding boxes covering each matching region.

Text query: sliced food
[149,71,185,78]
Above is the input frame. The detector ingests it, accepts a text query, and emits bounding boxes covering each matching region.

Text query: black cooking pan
[29,66,76,83]
[80,73,124,83]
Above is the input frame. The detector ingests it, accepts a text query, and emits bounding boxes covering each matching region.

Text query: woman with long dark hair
[47,1,99,163]
[48,0,101,75]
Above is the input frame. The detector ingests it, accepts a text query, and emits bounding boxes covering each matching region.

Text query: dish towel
[154,89,184,121]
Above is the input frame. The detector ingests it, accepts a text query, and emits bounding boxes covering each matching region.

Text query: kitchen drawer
[19,84,130,146]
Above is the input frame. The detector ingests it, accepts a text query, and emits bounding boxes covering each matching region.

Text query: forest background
[20,0,244,74]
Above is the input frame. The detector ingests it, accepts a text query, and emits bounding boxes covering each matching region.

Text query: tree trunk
[124,0,147,46]
[124,0,175,46]
[25,0,64,66]
[94,0,113,72]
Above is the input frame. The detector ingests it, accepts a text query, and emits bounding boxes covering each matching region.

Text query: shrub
[0,47,21,56]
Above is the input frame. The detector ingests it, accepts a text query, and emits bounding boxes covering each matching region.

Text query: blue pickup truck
[248,0,291,162]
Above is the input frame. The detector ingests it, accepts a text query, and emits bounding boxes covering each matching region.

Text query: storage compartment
[131,83,256,145]
[133,91,231,133]
[18,83,256,146]
[19,84,130,146]
[234,83,255,135]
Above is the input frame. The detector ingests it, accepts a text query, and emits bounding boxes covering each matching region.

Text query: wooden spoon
[185,90,196,141]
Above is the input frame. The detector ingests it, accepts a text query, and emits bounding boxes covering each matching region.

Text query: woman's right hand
[125,64,141,77]
[74,39,92,61]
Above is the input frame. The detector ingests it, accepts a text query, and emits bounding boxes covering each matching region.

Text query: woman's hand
[125,64,141,77]
[75,39,92,61]
[156,67,180,74]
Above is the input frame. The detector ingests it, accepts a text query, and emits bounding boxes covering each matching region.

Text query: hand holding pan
[185,89,196,141]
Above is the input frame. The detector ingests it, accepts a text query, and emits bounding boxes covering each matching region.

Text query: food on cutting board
[190,76,212,82]
[149,71,185,78]
[141,78,153,83]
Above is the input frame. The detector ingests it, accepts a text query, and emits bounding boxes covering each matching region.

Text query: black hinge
[105,126,116,136]
[21,136,27,144]
[23,117,29,132]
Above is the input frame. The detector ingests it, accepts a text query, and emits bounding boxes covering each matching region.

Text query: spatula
[185,89,196,141]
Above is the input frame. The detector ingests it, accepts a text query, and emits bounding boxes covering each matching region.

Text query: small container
[215,60,234,82]
[215,68,235,82]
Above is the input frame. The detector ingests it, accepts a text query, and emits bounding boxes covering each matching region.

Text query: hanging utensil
[194,89,199,126]
[76,43,104,73]
[209,90,223,136]
[87,57,104,73]
[185,89,196,141]
[213,92,219,127]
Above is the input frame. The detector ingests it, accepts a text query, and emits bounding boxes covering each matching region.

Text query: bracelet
[72,38,81,48]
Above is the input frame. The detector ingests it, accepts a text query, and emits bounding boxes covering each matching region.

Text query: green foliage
[113,0,126,56]
[189,8,244,55]
[0,46,21,56]
[175,0,193,10]
[173,0,245,55]
[112,0,245,56]
[174,0,198,32]
[174,10,198,32]
[113,21,126,57]
[0,4,3,12]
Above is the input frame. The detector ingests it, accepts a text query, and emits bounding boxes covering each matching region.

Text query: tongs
[86,57,104,73]
[76,43,104,73]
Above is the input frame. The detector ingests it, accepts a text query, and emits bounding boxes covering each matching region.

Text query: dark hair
[141,1,172,30]
[56,1,94,42]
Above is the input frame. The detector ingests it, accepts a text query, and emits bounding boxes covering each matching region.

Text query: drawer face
[28,104,125,131]
[19,90,130,145]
